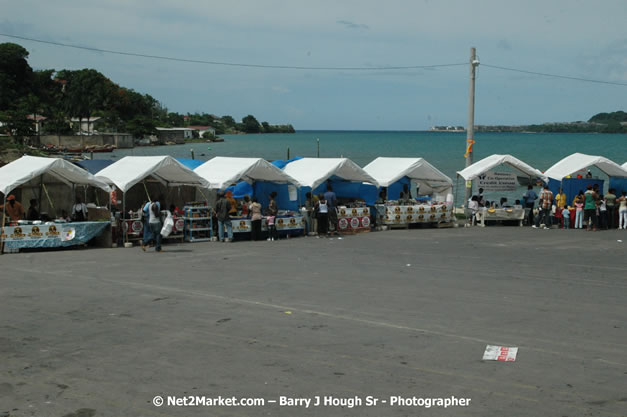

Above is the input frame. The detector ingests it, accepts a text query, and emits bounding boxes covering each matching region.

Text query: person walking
[249,197,262,241]
[142,198,162,252]
[215,192,233,242]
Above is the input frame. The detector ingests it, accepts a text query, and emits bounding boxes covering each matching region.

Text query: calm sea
[97,131,627,199]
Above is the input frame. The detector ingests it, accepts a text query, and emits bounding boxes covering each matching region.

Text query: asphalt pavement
[1,227,626,417]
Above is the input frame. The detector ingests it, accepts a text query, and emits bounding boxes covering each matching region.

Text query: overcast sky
[1,0,626,130]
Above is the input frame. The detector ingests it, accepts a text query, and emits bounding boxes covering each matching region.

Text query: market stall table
[2,221,110,253]
[231,213,305,238]
[472,207,525,227]
[376,203,453,227]
[337,206,371,233]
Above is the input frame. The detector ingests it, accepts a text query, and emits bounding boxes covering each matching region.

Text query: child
[562,206,570,229]
[266,214,277,241]
[574,196,584,229]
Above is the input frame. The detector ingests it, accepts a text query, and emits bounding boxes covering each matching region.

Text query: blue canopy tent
[194,157,300,211]
[74,159,115,174]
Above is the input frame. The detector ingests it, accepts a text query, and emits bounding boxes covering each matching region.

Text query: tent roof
[194,157,299,190]
[457,154,546,182]
[96,156,209,192]
[176,158,204,170]
[0,155,111,195]
[363,157,452,188]
[282,157,378,189]
[623,162,627,170]
[544,153,627,180]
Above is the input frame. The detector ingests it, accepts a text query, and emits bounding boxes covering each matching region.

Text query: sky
[1,0,626,130]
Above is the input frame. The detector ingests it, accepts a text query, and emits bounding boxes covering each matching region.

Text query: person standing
[142,199,162,252]
[71,198,88,221]
[400,184,412,202]
[583,185,598,231]
[324,184,338,234]
[605,188,617,229]
[225,191,237,216]
[574,195,584,229]
[27,199,39,221]
[522,185,538,226]
[249,197,262,241]
[562,206,571,229]
[266,192,278,241]
[534,185,553,229]
[316,194,329,235]
[215,192,233,242]
[618,192,627,229]
[303,192,313,236]
[0,195,25,222]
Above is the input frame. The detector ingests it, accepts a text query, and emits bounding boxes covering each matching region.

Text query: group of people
[302,184,340,236]
[214,190,274,242]
[0,194,93,224]
[523,185,627,230]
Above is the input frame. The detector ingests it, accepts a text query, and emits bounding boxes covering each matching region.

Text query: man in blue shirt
[522,185,538,226]
[323,184,338,234]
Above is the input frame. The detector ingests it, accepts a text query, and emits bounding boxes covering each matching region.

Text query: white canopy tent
[0,155,111,196]
[457,154,546,182]
[544,153,627,180]
[96,156,210,193]
[194,157,299,190]
[623,162,627,170]
[363,157,453,196]
[282,158,378,189]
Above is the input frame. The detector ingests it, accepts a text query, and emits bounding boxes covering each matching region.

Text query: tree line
[0,43,294,141]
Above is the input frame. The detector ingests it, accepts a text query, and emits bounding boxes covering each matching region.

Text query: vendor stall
[282,158,378,233]
[0,156,111,253]
[96,156,210,244]
[457,155,546,225]
[194,157,302,239]
[364,157,454,228]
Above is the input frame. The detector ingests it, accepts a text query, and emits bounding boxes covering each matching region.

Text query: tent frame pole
[0,195,6,255]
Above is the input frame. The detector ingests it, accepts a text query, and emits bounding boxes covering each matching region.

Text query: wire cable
[482,63,627,87]
[0,33,466,71]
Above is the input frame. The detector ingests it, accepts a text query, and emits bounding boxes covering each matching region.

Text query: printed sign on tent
[482,345,518,362]
[477,171,517,191]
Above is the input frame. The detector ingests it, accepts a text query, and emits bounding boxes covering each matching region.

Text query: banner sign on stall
[477,171,517,191]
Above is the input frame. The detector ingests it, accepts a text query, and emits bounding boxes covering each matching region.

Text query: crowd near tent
[544,153,627,199]
[194,157,300,209]
[282,157,378,203]
[363,157,453,201]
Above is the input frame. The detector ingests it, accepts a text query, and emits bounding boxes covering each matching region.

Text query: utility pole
[464,47,479,204]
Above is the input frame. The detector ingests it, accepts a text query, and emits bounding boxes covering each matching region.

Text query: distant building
[70,117,102,134]
[26,114,47,133]
[187,125,216,137]
[155,127,193,144]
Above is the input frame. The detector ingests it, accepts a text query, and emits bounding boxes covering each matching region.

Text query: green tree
[0,43,34,110]
[242,115,260,133]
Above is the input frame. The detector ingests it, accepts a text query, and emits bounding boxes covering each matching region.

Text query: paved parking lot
[1,227,626,416]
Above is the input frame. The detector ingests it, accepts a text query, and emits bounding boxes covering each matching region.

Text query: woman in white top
[316,194,329,235]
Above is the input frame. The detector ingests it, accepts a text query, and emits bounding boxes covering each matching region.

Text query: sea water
[96,131,627,201]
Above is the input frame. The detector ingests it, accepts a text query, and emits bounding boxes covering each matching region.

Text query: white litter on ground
[482,345,518,362]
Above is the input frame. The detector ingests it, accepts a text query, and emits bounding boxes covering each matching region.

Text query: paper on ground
[482,345,518,361]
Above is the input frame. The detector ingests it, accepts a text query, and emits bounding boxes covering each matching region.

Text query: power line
[3,33,626,87]
[0,33,466,71]
[482,63,627,87]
